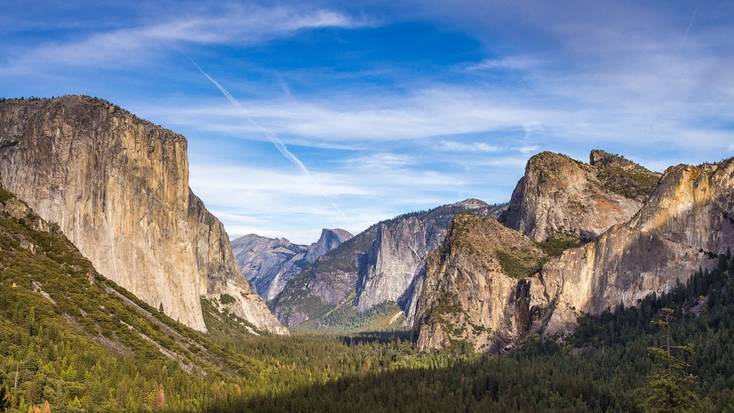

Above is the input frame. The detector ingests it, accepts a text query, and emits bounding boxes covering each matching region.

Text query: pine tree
[638,308,701,413]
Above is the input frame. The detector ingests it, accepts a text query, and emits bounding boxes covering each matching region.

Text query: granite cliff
[416,154,733,352]
[501,150,660,242]
[271,199,505,330]
[414,214,547,353]
[0,96,286,334]
[232,228,351,303]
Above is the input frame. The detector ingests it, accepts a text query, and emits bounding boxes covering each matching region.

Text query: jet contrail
[188,58,343,216]
[189,59,311,176]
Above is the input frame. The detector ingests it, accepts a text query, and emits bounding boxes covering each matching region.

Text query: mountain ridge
[414,153,734,352]
[232,228,352,303]
[271,199,506,331]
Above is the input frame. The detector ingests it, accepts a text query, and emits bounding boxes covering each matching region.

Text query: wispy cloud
[462,55,544,71]
[140,87,560,142]
[190,161,474,243]
[437,140,501,152]
[1,5,369,73]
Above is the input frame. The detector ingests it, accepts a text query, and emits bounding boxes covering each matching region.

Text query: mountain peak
[306,228,354,263]
[453,198,490,210]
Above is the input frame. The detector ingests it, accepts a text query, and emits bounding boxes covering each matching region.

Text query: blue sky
[2,0,733,243]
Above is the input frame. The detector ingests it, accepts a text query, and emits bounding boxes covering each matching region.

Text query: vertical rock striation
[0,96,286,334]
[271,200,506,328]
[541,159,734,336]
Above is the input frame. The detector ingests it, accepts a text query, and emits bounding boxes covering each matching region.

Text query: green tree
[638,308,701,413]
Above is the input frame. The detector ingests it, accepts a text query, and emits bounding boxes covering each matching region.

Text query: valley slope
[0,96,285,334]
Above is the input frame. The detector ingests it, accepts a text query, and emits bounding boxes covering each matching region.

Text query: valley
[1,96,732,412]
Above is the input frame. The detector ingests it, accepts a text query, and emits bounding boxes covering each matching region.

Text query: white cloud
[1,5,369,72]
[189,159,477,243]
[141,87,560,142]
[344,153,415,169]
[463,55,544,71]
[437,140,501,152]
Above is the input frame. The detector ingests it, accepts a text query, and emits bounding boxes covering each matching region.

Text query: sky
[2,0,733,243]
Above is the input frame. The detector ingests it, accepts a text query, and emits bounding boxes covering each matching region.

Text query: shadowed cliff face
[501,150,660,242]
[0,96,286,334]
[271,200,506,329]
[416,156,733,353]
[232,228,352,304]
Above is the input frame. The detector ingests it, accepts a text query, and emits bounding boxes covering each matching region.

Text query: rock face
[232,234,308,303]
[501,150,660,242]
[416,156,734,352]
[271,200,505,328]
[232,228,351,304]
[306,228,353,263]
[415,214,547,353]
[0,96,286,334]
[541,159,734,336]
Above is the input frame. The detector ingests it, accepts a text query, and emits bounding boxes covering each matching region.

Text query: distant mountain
[306,228,354,263]
[0,96,286,334]
[232,228,352,303]
[270,199,506,331]
[414,151,734,353]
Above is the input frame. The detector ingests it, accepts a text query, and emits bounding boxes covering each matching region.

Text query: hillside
[0,96,285,335]
[213,253,734,412]
[415,155,733,352]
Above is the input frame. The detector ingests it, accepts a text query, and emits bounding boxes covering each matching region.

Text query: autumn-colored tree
[154,384,166,411]
[28,400,51,413]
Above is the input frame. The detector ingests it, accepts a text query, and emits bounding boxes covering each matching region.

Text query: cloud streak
[1,5,368,73]
[189,58,347,217]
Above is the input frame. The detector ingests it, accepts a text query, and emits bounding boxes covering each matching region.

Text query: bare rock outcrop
[0,96,286,334]
[305,228,353,263]
[232,234,308,303]
[415,215,547,353]
[501,150,660,242]
[541,159,734,336]
[232,228,351,304]
[271,200,505,328]
[416,156,733,353]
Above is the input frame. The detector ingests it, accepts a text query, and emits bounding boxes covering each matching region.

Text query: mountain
[271,199,506,330]
[415,152,734,352]
[414,214,548,353]
[500,150,660,242]
[305,228,353,263]
[0,96,285,334]
[0,184,273,410]
[232,235,308,303]
[232,228,351,303]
